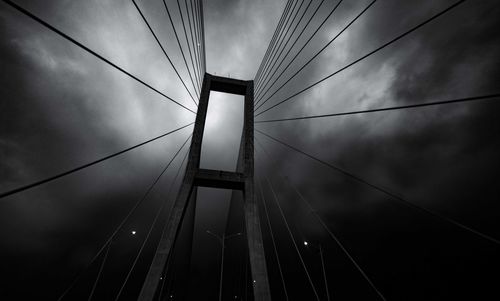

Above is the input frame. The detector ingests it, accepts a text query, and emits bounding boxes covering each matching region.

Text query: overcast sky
[1,0,499,300]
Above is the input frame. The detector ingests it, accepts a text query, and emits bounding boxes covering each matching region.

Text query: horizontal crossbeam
[193,168,245,190]
[210,74,249,95]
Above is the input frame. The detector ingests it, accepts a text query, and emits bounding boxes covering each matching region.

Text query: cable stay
[189,0,204,91]
[199,0,207,76]
[114,135,192,300]
[195,0,205,88]
[1,0,196,114]
[163,0,199,94]
[255,129,500,246]
[191,0,204,86]
[254,0,296,87]
[254,0,296,84]
[255,0,309,92]
[255,0,468,117]
[255,0,375,114]
[256,138,387,300]
[200,0,206,82]
[87,239,112,301]
[56,131,193,300]
[256,0,301,90]
[254,0,328,105]
[162,0,200,98]
[195,0,205,87]
[176,0,202,93]
[184,0,202,91]
[254,0,344,108]
[259,164,321,300]
[255,93,500,123]
[255,0,314,100]
[132,0,198,107]
[256,179,290,301]
[0,123,194,199]
[254,0,294,89]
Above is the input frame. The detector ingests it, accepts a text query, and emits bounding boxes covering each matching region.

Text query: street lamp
[304,241,330,301]
[206,230,242,301]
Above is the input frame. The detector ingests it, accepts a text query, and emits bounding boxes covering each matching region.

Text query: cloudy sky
[1,0,499,300]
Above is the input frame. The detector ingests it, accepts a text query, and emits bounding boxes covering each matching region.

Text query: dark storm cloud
[1,0,499,300]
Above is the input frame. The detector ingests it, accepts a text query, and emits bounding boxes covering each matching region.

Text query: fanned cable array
[252,0,499,299]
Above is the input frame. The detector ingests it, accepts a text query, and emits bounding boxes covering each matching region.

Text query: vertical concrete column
[242,81,271,300]
[138,75,212,301]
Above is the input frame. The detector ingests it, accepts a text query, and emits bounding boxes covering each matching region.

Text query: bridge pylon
[139,73,271,300]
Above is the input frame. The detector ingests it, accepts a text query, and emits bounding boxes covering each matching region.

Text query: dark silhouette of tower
[139,73,271,300]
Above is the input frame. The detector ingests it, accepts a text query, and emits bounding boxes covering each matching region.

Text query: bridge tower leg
[138,73,271,300]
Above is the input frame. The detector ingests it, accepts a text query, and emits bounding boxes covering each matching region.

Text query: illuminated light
[304,241,308,246]
[131,231,137,235]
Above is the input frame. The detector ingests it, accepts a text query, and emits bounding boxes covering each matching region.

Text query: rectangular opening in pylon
[200,91,244,172]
